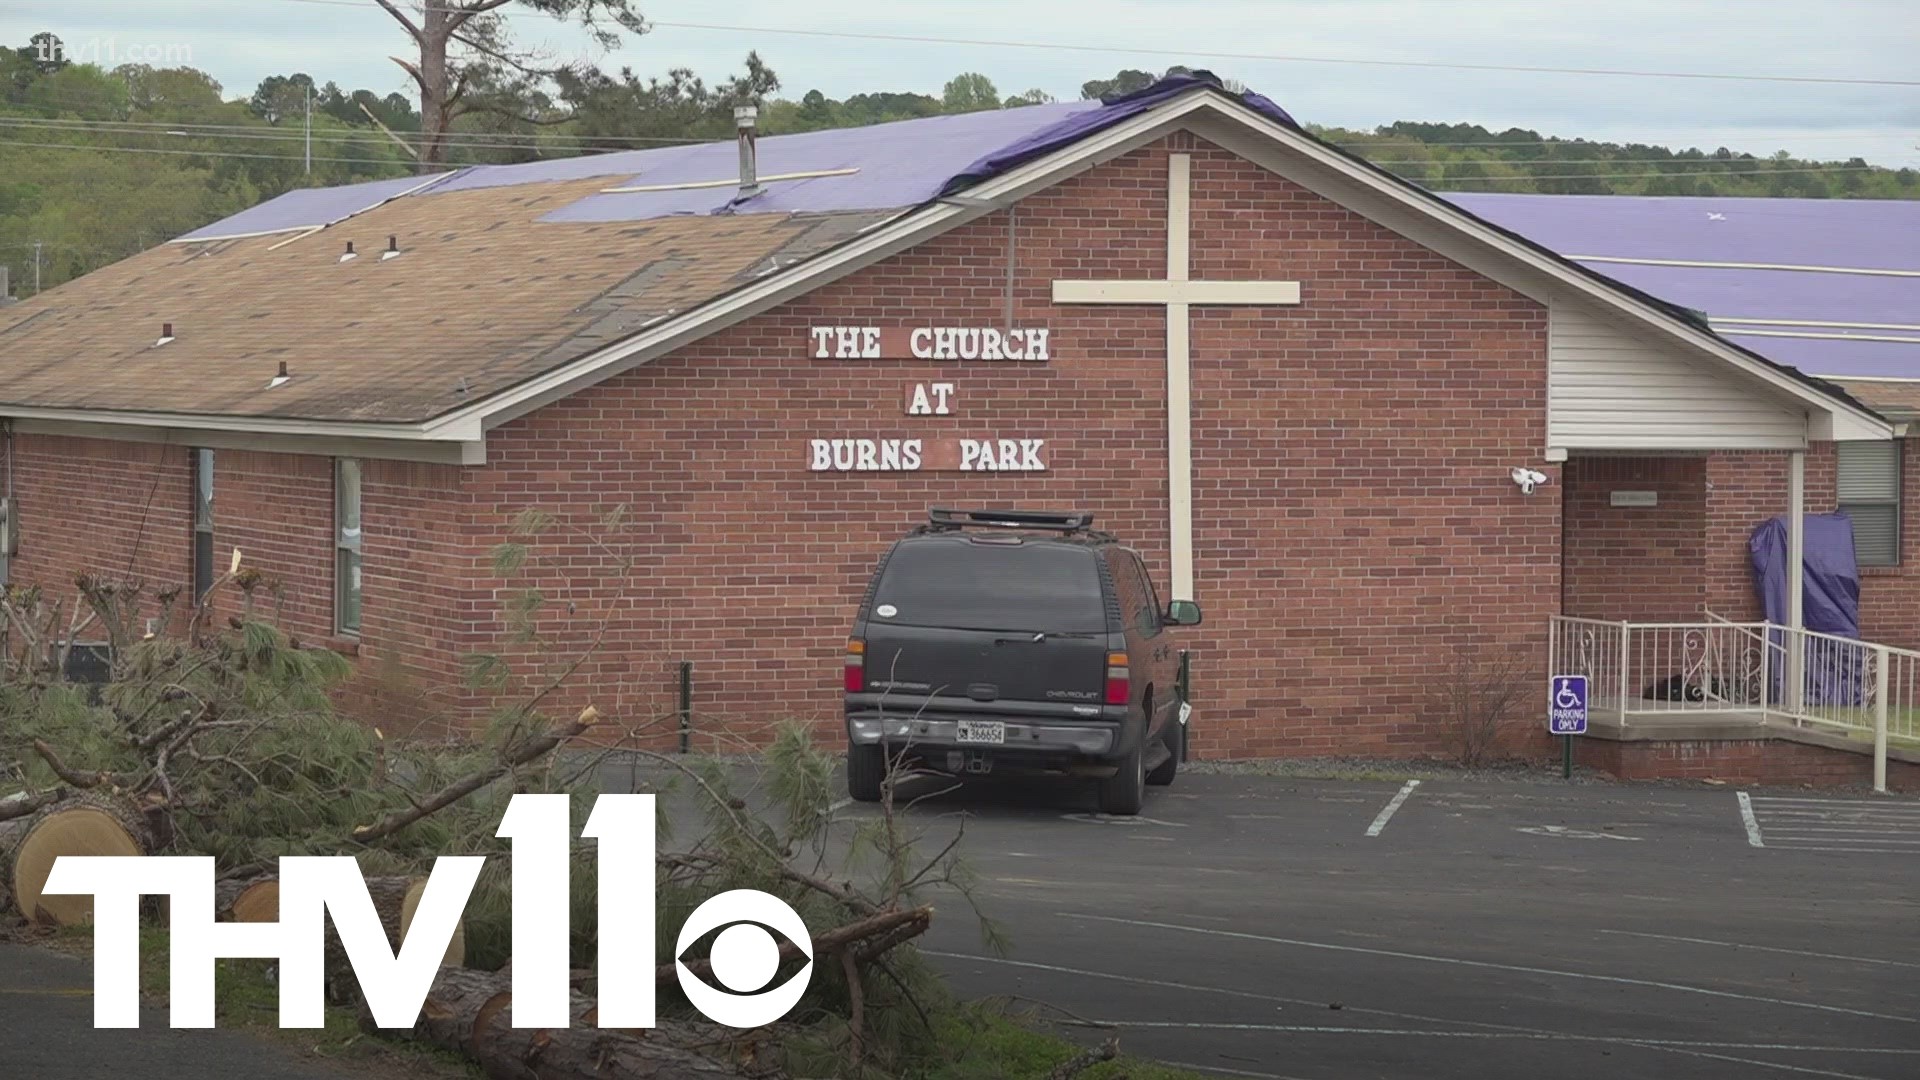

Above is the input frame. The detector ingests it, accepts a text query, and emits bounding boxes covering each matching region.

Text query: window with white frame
[335,458,362,633]
[1838,441,1901,567]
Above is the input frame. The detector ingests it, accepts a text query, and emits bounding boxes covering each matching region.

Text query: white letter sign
[905,382,956,415]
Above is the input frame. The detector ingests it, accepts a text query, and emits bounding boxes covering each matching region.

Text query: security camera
[1511,467,1549,495]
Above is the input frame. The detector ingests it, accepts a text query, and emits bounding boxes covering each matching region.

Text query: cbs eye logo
[675,890,813,1027]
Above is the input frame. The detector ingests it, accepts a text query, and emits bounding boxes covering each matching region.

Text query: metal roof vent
[734,105,761,200]
[339,241,358,264]
[381,235,401,261]
[267,361,291,389]
[153,322,175,348]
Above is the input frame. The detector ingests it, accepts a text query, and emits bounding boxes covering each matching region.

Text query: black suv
[843,508,1201,815]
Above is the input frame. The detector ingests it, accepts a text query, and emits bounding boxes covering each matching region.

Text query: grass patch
[909,1001,1211,1080]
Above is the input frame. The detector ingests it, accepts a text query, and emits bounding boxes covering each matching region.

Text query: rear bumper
[846,711,1119,758]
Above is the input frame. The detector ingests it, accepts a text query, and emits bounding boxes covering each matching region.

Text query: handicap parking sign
[1549,675,1588,735]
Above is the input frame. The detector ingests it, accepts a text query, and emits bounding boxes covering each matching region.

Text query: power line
[0,99,713,145]
[2,134,1905,183]
[0,136,434,168]
[2,112,1911,170]
[264,0,1920,86]
[6,121,1903,170]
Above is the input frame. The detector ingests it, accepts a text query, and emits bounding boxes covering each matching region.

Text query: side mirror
[1165,599,1202,626]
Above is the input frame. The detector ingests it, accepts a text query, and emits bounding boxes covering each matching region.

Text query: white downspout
[1787,448,1806,714]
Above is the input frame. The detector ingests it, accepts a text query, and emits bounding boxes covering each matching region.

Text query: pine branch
[350,705,599,843]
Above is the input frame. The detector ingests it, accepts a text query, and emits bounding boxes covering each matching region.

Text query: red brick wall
[1562,456,1706,621]
[474,132,1560,758]
[8,433,192,593]
[4,435,477,734]
[1576,735,1920,792]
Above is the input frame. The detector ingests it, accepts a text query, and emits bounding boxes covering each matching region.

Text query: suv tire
[1145,724,1178,787]
[847,743,886,803]
[1097,742,1145,815]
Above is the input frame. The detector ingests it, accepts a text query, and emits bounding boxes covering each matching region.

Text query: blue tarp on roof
[1449,193,1920,380]
[170,76,1917,384]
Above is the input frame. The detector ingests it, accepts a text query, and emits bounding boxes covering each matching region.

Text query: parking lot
[846,769,1920,1079]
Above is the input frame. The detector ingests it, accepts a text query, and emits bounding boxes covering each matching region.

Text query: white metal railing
[1548,614,1915,792]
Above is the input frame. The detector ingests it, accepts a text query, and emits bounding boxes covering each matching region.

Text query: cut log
[2,795,152,925]
[218,873,465,997]
[215,876,280,923]
[383,965,779,1079]
[400,875,466,968]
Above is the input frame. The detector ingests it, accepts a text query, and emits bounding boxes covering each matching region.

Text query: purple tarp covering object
[1450,193,1920,380]
[173,174,451,241]
[1751,513,1865,705]
[943,72,1294,194]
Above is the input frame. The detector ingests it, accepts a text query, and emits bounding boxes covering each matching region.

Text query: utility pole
[304,82,312,175]
[32,241,41,295]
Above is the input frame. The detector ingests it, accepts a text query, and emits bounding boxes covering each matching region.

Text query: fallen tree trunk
[2,794,152,925]
[221,873,466,999]
[657,905,931,988]
[381,966,781,1080]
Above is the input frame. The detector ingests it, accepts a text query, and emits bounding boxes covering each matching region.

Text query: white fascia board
[445,101,1208,436]
[8,417,483,465]
[0,404,482,444]
[1180,98,1891,442]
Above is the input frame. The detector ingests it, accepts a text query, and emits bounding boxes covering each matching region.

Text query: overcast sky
[7,0,1917,165]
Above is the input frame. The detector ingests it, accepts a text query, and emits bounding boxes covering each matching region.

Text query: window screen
[1838,441,1901,567]
[192,449,214,601]
[874,540,1105,632]
[335,458,362,633]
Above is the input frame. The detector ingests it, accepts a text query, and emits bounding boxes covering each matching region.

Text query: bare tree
[1429,643,1533,767]
[373,0,647,169]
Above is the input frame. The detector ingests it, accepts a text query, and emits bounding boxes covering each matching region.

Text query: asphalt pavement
[866,769,1920,1079]
[3,764,1915,1079]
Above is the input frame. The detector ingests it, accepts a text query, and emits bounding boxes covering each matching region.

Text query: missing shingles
[0,309,54,337]
[572,256,694,313]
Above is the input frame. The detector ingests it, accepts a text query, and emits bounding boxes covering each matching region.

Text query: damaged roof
[0,74,1899,435]
[0,179,888,423]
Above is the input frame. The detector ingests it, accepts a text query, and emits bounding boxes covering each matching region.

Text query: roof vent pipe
[734,104,761,200]
[382,235,400,261]
[340,240,357,263]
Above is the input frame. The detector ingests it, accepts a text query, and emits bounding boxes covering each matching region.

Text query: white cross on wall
[1052,152,1303,601]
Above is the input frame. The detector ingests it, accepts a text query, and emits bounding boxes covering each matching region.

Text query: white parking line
[1768,845,1920,855]
[1085,1023,1920,1056]
[1065,913,1918,1023]
[1738,791,1765,847]
[1365,779,1421,836]
[1592,929,1920,969]
[1750,796,1920,805]
[1742,794,1920,854]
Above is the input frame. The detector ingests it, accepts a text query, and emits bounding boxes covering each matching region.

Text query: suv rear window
[873,540,1106,633]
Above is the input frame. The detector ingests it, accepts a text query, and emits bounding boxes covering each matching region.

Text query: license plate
[955,720,1005,745]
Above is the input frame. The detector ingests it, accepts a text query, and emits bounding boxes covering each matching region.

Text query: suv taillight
[845,638,865,693]
[1104,651,1130,706]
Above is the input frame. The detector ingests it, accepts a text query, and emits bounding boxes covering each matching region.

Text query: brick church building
[3,75,1915,784]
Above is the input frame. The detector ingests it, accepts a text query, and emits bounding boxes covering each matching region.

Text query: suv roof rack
[922,508,1097,533]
